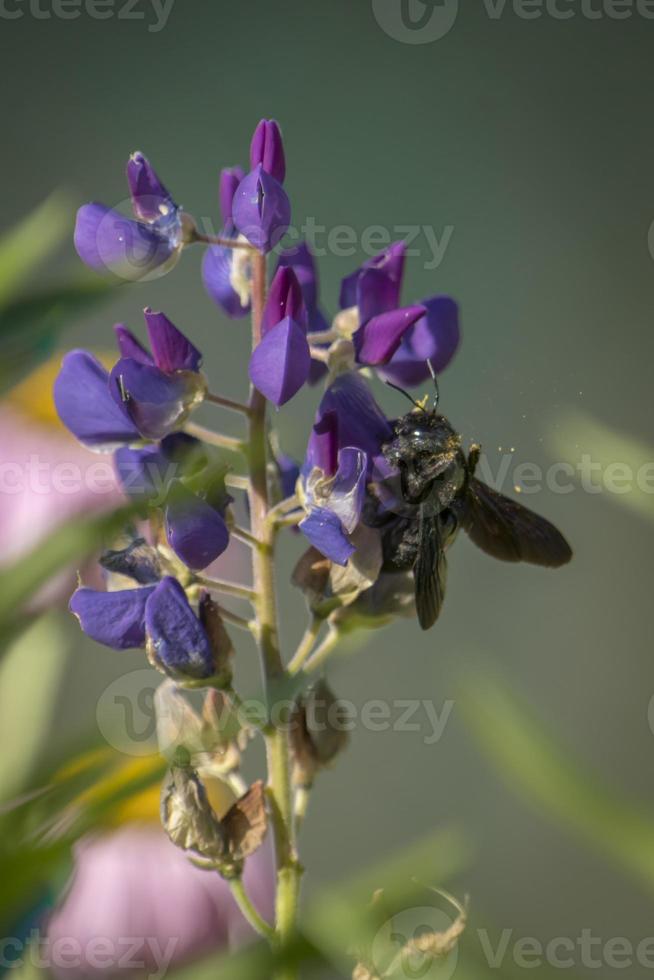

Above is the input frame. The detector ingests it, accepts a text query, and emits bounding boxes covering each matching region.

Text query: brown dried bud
[199,592,234,688]
[290,679,349,788]
[291,546,333,614]
[160,759,268,879]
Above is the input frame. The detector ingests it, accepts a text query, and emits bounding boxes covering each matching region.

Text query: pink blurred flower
[46,824,275,978]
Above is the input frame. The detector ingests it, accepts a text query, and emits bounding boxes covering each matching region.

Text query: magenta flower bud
[262,267,306,334]
[250,119,286,183]
[219,166,245,227]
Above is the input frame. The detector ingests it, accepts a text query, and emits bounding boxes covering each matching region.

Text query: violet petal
[126,152,175,222]
[114,324,153,365]
[299,508,354,566]
[110,358,205,441]
[353,305,427,366]
[165,481,230,571]
[250,119,286,184]
[143,308,202,373]
[262,267,305,334]
[248,317,311,407]
[70,585,155,650]
[329,448,368,533]
[74,203,177,282]
[219,167,246,226]
[145,577,214,679]
[53,350,139,450]
[232,166,290,253]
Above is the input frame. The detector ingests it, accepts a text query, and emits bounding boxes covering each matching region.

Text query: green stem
[287,616,323,675]
[228,877,276,943]
[194,576,256,602]
[302,627,341,674]
[206,391,252,416]
[247,251,301,971]
[184,422,245,454]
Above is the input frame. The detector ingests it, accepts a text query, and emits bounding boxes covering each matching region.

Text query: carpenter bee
[377,364,572,630]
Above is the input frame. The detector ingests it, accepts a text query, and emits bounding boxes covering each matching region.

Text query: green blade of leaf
[461,671,654,893]
[0,194,70,308]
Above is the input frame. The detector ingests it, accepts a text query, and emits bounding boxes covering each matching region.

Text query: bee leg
[468,443,481,475]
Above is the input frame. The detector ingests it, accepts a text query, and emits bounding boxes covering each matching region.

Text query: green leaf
[0,503,139,639]
[0,194,70,308]
[461,671,654,893]
[0,276,114,394]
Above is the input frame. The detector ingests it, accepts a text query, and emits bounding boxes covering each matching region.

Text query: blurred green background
[2,1,654,977]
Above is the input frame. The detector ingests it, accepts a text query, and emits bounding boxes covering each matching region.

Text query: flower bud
[250,119,286,183]
[126,152,174,222]
[262,267,306,334]
[290,679,349,788]
[232,165,291,253]
[219,166,245,227]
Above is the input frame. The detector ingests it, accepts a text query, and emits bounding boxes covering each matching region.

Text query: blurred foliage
[0,194,114,393]
[462,671,654,894]
[550,408,654,523]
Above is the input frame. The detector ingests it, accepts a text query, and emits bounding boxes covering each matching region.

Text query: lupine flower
[232,122,290,253]
[202,166,252,318]
[277,242,330,383]
[339,241,461,385]
[114,434,231,571]
[249,266,311,407]
[70,575,221,681]
[232,164,291,254]
[75,152,186,282]
[54,309,206,449]
[299,373,392,564]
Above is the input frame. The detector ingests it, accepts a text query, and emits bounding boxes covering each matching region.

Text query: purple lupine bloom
[232,164,290,254]
[340,242,461,385]
[277,242,330,383]
[250,119,286,184]
[299,373,392,565]
[115,434,231,571]
[352,304,427,367]
[74,153,185,282]
[54,309,206,450]
[70,575,215,680]
[202,166,252,319]
[249,267,311,407]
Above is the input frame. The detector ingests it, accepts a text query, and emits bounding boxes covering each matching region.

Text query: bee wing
[461,478,572,567]
[221,780,268,861]
[415,507,447,630]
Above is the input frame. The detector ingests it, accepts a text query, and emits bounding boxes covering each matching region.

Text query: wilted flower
[74,152,187,282]
[54,309,206,448]
[290,679,349,788]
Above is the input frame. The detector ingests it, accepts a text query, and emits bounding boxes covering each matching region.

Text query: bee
[377,364,572,630]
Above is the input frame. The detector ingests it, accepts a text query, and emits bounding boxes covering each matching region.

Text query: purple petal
[299,508,354,566]
[165,481,230,571]
[74,203,178,282]
[232,166,291,253]
[306,372,392,471]
[248,317,311,407]
[70,586,155,650]
[126,152,175,222]
[145,577,214,679]
[329,448,368,533]
[219,167,246,226]
[339,241,406,316]
[201,241,251,319]
[310,409,339,477]
[53,351,139,450]
[262,267,305,334]
[143,308,202,373]
[110,358,205,440]
[277,241,320,311]
[273,448,300,500]
[114,324,153,365]
[353,305,427,366]
[250,119,286,184]
[379,296,461,387]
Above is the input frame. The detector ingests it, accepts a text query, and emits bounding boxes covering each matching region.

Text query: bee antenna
[384,380,425,412]
[426,359,440,409]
